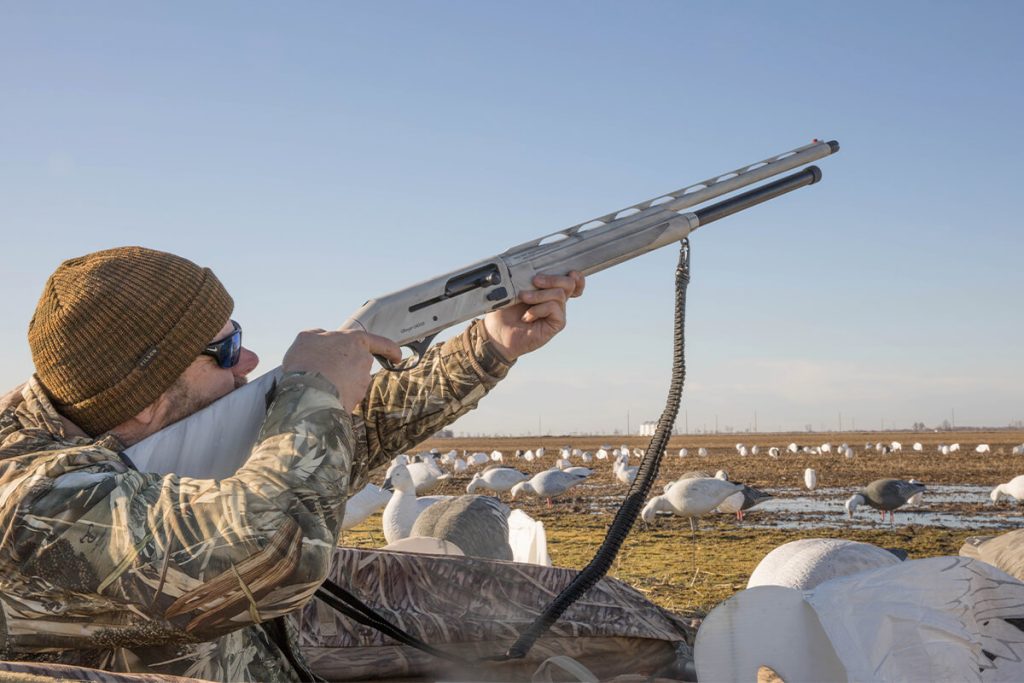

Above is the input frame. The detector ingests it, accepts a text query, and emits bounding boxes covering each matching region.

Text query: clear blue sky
[2,1,1021,435]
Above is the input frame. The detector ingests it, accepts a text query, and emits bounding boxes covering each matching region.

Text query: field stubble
[344,429,1024,618]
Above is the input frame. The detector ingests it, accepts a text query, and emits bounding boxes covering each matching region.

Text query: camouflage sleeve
[0,372,356,650]
[144,372,354,638]
[350,319,513,487]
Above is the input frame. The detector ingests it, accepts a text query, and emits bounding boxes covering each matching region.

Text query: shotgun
[126,139,839,478]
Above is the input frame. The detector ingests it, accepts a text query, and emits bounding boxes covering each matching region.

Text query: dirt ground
[344,429,1024,618]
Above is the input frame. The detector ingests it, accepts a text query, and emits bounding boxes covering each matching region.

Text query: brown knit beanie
[29,246,233,436]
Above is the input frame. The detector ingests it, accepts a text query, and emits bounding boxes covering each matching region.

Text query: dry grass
[344,429,1024,618]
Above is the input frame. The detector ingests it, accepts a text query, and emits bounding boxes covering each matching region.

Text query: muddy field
[344,429,1024,618]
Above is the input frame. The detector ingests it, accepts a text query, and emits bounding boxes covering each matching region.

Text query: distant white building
[638,421,680,436]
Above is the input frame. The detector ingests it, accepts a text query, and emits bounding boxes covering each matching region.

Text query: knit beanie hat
[29,246,233,436]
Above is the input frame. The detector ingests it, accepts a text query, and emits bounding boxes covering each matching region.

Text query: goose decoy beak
[885,547,909,561]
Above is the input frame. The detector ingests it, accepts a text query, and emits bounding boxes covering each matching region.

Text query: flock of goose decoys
[343,442,1024,556]
[340,440,1024,681]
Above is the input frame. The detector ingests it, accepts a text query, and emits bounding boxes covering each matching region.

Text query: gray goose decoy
[845,478,925,525]
[704,470,769,521]
[718,484,774,521]
[410,495,512,561]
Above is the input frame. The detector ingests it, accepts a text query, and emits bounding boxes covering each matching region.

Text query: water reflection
[594,485,1023,530]
[743,485,1021,530]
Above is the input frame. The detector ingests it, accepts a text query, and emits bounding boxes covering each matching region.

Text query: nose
[233,347,260,378]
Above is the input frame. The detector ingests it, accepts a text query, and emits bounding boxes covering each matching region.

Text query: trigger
[377,334,436,372]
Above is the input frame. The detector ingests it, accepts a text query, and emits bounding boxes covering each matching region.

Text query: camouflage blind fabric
[0,321,511,682]
[960,529,1024,583]
[297,547,694,681]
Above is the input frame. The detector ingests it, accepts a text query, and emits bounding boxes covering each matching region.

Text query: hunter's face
[201,318,260,396]
[168,319,260,422]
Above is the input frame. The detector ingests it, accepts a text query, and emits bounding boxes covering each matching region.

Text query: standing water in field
[749,485,1016,530]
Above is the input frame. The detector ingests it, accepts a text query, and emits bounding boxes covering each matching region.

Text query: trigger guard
[377,335,436,372]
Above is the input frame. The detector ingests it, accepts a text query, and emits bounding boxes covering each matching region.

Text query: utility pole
[715,414,719,434]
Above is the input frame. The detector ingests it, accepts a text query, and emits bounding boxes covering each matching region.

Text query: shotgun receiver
[126,139,839,478]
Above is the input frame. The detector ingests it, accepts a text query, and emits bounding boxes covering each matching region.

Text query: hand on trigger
[282,329,401,413]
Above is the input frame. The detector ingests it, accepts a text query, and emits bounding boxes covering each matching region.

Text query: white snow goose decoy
[991,475,1024,504]
[671,471,713,486]
[384,453,448,494]
[509,469,590,506]
[649,477,743,531]
[613,456,638,485]
[747,538,905,590]
[341,483,392,531]
[465,467,529,495]
[643,477,742,575]
[382,463,452,544]
[696,556,1024,682]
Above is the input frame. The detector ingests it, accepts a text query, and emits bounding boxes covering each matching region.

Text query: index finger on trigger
[532,273,578,297]
[571,270,585,297]
[364,333,403,364]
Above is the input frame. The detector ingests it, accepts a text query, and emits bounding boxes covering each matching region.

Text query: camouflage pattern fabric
[0,321,511,682]
[296,547,695,681]
[960,529,1024,582]
[0,659,197,682]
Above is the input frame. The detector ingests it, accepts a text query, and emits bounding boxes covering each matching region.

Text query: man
[0,246,584,681]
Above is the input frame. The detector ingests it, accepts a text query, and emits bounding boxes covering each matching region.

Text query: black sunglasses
[202,320,242,368]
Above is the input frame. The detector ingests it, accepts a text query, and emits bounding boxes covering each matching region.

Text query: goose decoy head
[845,493,865,518]
[884,547,909,561]
[641,497,660,524]
[383,463,416,494]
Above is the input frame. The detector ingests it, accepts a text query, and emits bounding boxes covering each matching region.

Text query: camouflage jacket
[0,321,512,681]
